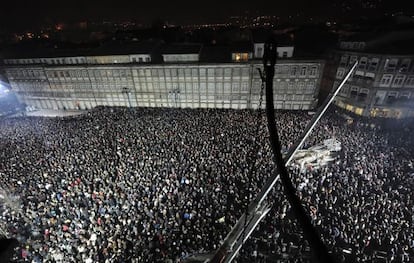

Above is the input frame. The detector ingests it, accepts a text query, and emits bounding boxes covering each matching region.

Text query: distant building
[333,32,414,118]
[1,42,324,111]
[160,44,202,63]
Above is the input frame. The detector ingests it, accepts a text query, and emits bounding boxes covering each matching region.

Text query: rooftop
[0,36,309,64]
[90,40,162,56]
[1,40,161,59]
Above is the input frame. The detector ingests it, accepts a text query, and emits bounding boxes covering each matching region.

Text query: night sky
[0,0,412,32]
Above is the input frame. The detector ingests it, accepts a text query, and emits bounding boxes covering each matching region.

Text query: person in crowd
[0,106,412,262]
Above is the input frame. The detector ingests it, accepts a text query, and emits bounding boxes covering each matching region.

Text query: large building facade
[333,51,414,118]
[2,56,324,111]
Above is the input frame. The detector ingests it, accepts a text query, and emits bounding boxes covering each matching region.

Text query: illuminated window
[234,53,249,62]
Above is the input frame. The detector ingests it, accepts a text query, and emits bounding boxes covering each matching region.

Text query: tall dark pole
[204,42,357,263]
[127,92,131,108]
[263,38,334,263]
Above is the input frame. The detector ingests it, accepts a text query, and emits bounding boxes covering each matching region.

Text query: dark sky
[0,0,412,32]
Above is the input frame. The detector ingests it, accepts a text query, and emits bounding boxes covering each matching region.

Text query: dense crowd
[0,93,23,117]
[240,110,414,262]
[0,106,413,262]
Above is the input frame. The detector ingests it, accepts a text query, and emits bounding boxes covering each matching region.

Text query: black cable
[262,37,335,263]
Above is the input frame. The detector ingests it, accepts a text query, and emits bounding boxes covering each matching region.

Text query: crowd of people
[240,110,414,262]
[0,106,413,262]
[0,93,23,117]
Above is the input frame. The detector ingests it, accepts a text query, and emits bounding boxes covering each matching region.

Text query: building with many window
[1,42,324,111]
[333,35,414,118]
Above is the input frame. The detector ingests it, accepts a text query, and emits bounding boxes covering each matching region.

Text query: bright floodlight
[0,82,10,93]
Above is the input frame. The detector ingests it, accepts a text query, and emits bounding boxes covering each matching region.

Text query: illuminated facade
[333,51,414,118]
[2,54,323,111]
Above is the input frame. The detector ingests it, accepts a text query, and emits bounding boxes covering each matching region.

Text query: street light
[121,87,131,108]
[168,88,180,108]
